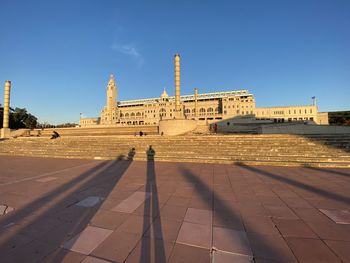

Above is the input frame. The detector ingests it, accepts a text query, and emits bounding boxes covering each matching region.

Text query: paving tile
[62,226,113,255]
[238,203,270,217]
[211,249,254,263]
[273,218,317,238]
[112,191,150,213]
[264,205,299,219]
[188,196,212,210]
[1,239,57,263]
[90,210,129,230]
[213,227,252,256]
[144,217,182,241]
[319,209,350,224]
[286,237,341,263]
[213,209,245,230]
[36,177,57,182]
[76,196,104,207]
[304,218,350,241]
[280,197,313,208]
[125,237,174,263]
[176,222,212,249]
[0,231,33,255]
[173,186,194,198]
[325,240,350,263]
[184,208,212,226]
[247,233,297,262]
[243,215,279,235]
[160,204,187,221]
[91,230,141,263]
[82,256,113,263]
[166,195,191,207]
[117,214,152,235]
[168,243,211,263]
[37,219,87,246]
[41,248,86,263]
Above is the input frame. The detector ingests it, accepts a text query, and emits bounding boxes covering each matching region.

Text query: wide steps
[0,134,349,167]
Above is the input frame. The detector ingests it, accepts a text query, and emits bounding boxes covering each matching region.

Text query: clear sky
[0,0,349,124]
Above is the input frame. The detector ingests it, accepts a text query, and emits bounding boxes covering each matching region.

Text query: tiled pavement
[0,156,350,262]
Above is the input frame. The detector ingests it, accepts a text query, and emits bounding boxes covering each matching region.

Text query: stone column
[174,54,180,112]
[1,80,11,138]
[194,88,198,119]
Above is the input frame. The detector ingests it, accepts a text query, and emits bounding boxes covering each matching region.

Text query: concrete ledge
[261,124,350,134]
[159,119,197,136]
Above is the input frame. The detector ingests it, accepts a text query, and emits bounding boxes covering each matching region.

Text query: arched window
[207,107,213,115]
[199,108,206,115]
[131,112,135,117]
[215,107,219,113]
[136,112,141,117]
[192,108,196,113]
[184,109,191,114]
[120,113,124,118]
[125,113,129,118]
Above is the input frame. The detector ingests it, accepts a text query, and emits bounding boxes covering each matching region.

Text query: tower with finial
[106,74,117,109]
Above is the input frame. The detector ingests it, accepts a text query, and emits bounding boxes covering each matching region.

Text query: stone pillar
[174,54,180,112]
[194,88,198,119]
[1,80,11,138]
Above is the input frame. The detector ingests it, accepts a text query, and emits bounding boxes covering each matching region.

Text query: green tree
[0,106,38,129]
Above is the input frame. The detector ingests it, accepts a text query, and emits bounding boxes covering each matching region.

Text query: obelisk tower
[174,54,181,113]
[1,80,11,138]
[194,88,198,119]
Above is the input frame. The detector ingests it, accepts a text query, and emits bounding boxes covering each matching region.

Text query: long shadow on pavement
[178,165,295,262]
[304,166,350,177]
[0,151,135,262]
[236,163,350,205]
[137,146,166,262]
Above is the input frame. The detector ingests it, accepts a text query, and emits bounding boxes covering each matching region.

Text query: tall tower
[106,74,117,109]
[1,80,11,138]
[174,54,181,112]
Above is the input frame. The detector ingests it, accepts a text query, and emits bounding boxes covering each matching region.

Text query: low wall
[260,124,350,134]
[159,119,197,135]
[36,125,159,137]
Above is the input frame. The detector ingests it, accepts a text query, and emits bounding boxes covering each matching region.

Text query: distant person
[139,131,143,136]
[147,145,155,161]
[50,131,60,139]
[214,123,218,133]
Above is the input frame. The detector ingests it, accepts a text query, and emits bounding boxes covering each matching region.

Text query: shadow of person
[138,145,166,262]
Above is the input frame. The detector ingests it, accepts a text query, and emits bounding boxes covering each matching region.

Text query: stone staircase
[35,126,159,137]
[0,134,350,167]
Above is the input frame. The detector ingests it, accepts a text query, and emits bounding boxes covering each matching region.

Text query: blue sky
[0,0,349,124]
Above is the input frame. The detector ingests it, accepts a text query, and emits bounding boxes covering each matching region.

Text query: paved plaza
[0,156,350,262]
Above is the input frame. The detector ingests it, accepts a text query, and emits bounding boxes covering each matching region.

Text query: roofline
[118,90,252,106]
[256,105,316,109]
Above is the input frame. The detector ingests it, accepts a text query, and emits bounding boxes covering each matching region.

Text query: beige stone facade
[80,75,256,127]
[80,74,328,127]
[255,105,328,125]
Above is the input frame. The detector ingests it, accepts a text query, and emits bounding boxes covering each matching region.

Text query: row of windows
[224,105,253,109]
[259,108,314,116]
